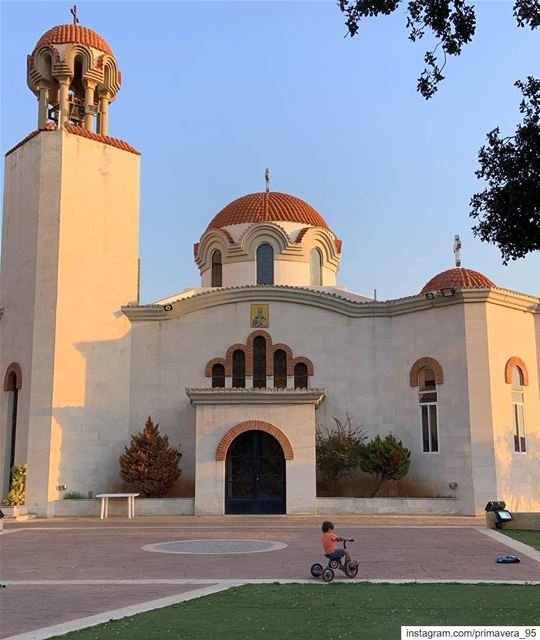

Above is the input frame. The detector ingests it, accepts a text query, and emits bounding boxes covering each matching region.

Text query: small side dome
[421,268,495,294]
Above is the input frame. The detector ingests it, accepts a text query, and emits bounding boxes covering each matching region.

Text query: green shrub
[316,415,367,494]
[2,464,27,506]
[360,434,411,497]
[63,491,86,500]
[119,417,182,497]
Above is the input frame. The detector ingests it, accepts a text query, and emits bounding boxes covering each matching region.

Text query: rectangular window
[420,403,438,453]
[513,402,526,453]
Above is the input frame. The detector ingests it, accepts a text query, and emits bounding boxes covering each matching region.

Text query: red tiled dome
[33,24,113,56]
[207,192,331,231]
[421,268,495,294]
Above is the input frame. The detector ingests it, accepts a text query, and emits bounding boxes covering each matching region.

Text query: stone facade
[1,19,539,518]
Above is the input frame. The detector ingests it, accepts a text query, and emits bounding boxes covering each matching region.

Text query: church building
[1,20,539,517]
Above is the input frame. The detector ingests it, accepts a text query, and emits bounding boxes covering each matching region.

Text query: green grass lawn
[54,583,539,640]
[501,529,540,552]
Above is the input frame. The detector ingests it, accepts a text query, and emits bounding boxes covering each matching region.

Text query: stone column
[98,92,110,136]
[83,82,96,131]
[37,85,50,129]
[58,78,70,128]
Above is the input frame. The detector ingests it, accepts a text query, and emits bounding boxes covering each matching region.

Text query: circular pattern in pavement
[142,538,288,555]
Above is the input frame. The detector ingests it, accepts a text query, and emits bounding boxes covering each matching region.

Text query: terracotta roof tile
[64,124,140,155]
[207,192,331,231]
[34,24,113,56]
[5,124,140,157]
[5,123,56,156]
[421,268,495,293]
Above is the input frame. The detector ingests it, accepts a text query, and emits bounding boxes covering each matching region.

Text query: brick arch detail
[205,358,226,378]
[224,345,247,377]
[505,356,529,386]
[205,330,314,382]
[247,330,274,375]
[272,343,294,375]
[409,357,443,387]
[215,420,294,461]
[292,356,314,376]
[4,362,22,391]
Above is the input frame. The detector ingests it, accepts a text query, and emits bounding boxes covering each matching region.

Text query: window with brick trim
[211,250,222,287]
[253,336,267,388]
[232,350,246,388]
[294,362,308,389]
[418,367,438,453]
[273,349,287,388]
[211,363,225,388]
[256,243,274,285]
[512,366,526,453]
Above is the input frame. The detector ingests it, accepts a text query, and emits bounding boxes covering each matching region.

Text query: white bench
[96,493,139,519]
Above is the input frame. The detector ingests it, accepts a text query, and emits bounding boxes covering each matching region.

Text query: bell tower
[0,13,140,514]
[27,8,121,134]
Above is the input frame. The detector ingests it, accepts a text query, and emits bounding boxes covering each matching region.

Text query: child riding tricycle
[310,521,359,582]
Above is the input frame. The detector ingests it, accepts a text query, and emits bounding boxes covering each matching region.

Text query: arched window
[256,244,274,285]
[294,362,308,389]
[253,336,267,388]
[512,366,526,453]
[211,363,225,388]
[211,250,222,287]
[3,371,19,496]
[273,349,287,388]
[419,367,438,453]
[310,248,323,286]
[232,350,246,388]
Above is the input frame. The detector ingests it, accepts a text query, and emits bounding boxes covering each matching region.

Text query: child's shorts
[325,549,345,561]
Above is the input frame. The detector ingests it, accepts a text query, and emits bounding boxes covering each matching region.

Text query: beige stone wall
[0,132,62,502]
[192,403,317,515]
[484,303,540,511]
[128,298,479,512]
[0,130,139,513]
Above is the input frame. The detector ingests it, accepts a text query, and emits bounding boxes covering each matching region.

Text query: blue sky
[1,1,539,302]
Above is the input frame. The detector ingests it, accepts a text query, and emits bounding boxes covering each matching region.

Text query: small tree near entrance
[316,415,367,494]
[119,417,182,497]
[360,435,411,498]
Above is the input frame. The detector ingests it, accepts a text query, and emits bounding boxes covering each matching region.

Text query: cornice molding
[185,387,326,407]
[122,286,540,322]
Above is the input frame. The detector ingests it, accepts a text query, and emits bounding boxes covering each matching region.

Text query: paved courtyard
[1,516,539,639]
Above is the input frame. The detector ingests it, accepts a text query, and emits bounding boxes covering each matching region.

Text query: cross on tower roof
[70,5,79,25]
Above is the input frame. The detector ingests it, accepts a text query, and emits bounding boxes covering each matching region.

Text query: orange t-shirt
[322,531,338,554]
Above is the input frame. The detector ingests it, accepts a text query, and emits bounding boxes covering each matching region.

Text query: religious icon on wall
[251,304,269,328]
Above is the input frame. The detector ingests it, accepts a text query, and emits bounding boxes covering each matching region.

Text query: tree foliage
[316,414,367,493]
[338,0,540,261]
[359,434,411,497]
[2,464,28,506]
[119,417,182,498]
[339,0,539,99]
[470,77,540,263]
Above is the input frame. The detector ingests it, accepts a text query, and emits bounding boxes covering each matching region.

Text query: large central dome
[207,191,331,231]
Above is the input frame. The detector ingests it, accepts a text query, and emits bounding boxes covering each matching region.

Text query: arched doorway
[225,430,286,514]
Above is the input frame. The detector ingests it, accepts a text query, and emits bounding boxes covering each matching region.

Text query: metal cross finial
[454,234,462,268]
[71,5,79,25]
[265,168,270,193]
